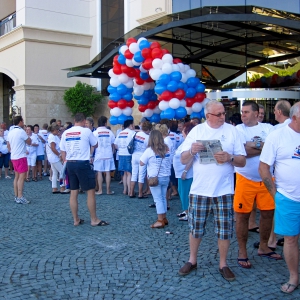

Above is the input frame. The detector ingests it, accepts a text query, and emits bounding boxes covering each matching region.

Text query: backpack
[127,132,137,154]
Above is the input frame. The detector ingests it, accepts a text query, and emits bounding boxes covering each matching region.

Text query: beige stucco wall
[0,0,16,20]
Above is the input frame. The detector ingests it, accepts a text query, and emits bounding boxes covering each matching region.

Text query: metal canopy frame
[67,6,300,89]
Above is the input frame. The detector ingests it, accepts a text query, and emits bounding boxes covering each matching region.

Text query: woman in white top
[0,128,10,179]
[46,124,65,193]
[130,121,152,198]
[140,130,171,229]
[25,125,39,182]
[33,124,46,180]
[173,122,195,221]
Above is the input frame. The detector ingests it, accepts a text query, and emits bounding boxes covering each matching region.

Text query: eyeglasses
[207,112,226,117]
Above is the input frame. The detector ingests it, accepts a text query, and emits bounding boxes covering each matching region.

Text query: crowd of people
[1,98,300,294]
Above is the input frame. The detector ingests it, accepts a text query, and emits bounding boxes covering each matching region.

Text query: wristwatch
[255,141,261,149]
[230,155,234,163]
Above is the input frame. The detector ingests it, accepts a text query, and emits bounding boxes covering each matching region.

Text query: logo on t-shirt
[66,132,81,141]
[292,146,300,159]
[119,132,128,138]
[135,135,145,143]
[98,131,110,137]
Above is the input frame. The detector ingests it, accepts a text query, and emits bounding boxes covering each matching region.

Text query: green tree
[63,81,103,116]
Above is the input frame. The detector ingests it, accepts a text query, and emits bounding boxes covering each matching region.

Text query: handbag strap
[156,158,163,176]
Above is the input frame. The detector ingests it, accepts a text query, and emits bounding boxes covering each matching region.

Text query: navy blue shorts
[36,155,44,161]
[118,155,132,173]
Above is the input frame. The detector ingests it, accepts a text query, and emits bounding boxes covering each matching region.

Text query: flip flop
[74,219,84,226]
[93,220,109,226]
[248,227,259,233]
[281,282,298,294]
[138,195,148,199]
[107,191,115,195]
[253,241,276,251]
[237,258,251,269]
[52,191,60,194]
[258,251,283,260]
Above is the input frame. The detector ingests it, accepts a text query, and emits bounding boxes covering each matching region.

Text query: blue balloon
[117,54,126,65]
[117,84,127,95]
[170,71,182,82]
[127,116,134,121]
[123,93,133,101]
[150,113,161,123]
[164,107,175,119]
[187,77,200,88]
[186,87,196,98]
[138,97,149,105]
[154,84,167,95]
[167,81,178,92]
[127,88,134,93]
[109,116,118,125]
[139,39,150,50]
[140,72,149,80]
[143,90,153,98]
[134,94,141,100]
[175,107,187,119]
[177,82,185,90]
[160,111,166,119]
[196,83,205,93]
[158,74,171,85]
[117,114,127,125]
[200,108,206,119]
[190,112,201,119]
[134,51,145,63]
[107,85,117,94]
[150,94,158,101]
[109,93,121,102]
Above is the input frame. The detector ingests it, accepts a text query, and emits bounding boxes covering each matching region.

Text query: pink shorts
[12,157,28,173]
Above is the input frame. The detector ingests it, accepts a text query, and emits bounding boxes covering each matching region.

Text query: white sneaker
[16,196,30,204]
[179,215,188,221]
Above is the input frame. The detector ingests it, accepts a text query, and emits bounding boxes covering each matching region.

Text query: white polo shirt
[93,126,115,160]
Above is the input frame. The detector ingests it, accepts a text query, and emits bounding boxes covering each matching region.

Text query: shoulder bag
[148,158,163,187]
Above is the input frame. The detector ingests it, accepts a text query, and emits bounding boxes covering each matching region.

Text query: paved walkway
[0,174,298,299]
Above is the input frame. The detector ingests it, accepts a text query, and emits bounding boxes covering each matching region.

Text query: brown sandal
[32,177,38,182]
[150,220,165,229]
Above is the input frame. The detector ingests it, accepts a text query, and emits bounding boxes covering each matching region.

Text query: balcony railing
[0,13,16,37]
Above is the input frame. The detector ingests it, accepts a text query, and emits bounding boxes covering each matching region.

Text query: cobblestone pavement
[0,173,298,300]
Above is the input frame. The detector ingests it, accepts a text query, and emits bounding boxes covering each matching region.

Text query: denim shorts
[118,155,132,173]
[36,155,44,161]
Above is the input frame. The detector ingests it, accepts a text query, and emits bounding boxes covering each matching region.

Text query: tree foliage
[63,81,103,117]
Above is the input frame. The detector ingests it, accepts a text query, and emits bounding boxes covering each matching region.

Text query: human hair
[49,124,59,133]
[64,122,73,129]
[14,116,23,126]
[229,113,242,126]
[204,100,223,115]
[276,100,291,117]
[74,113,85,123]
[42,123,48,130]
[159,119,170,128]
[155,123,168,137]
[290,102,300,118]
[242,100,259,112]
[169,120,178,132]
[98,116,107,127]
[141,121,152,132]
[258,104,265,111]
[183,122,195,135]
[148,130,168,158]
[33,124,39,128]
[86,117,94,126]
[50,118,56,125]
[26,125,34,131]
[124,119,133,129]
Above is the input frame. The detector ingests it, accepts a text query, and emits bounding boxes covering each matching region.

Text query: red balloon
[152,48,163,59]
[150,41,161,49]
[161,49,170,55]
[135,77,145,85]
[121,65,131,74]
[145,77,154,83]
[126,37,137,46]
[113,55,119,63]
[138,105,147,112]
[195,92,206,102]
[160,91,173,101]
[118,99,127,109]
[185,98,194,107]
[142,58,153,70]
[141,48,151,59]
[108,100,118,109]
[127,68,136,78]
[124,49,134,59]
[127,100,135,108]
[113,65,122,75]
[174,89,185,100]
[147,101,157,110]
[173,58,182,64]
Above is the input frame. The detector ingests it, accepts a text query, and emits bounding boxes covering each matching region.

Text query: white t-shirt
[235,122,274,181]
[169,131,179,150]
[133,131,149,153]
[4,130,9,140]
[46,133,61,163]
[60,126,97,161]
[93,126,115,160]
[39,129,49,146]
[7,126,29,159]
[260,125,300,202]
[181,122,246,197]
[26,134,39,156]
[114,128,135,156]
[173,143,193,179]
[274,118,291,130]
[140,148,171,177]
[0,136,9,154]
[164,136,174,164]
[34,133,45,156]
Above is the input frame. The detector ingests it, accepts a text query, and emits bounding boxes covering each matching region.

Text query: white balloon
[143,82,151,90]
[119,45,128,55]
[162,54,173,64]
[192,102,203,112]
[137,37,147,45]
[186,107,193,115]
[129,42,139,54]
[134,85,144,96]
[203,98,211,105]
[159,100,169,111]
[144,109,154,118]
[172,64,180,72]
[152,58,163,69]
[149,69,163,80]
[108,68,116,78]
[180,99,186,107]
[177,63,185,72]
[126,59,134,67]
[139,65,147,73]
[110,77,121,87]
[111,107,122,117]
[184,64,191,72]
[132,58,141,66]
[186,69,196,78]
[118,73,129,83]
[162,63,173,74]
[123,107,132,116]
[124,80,134,88]
[153,106,161,114]
[180,73,187,83]
[169,98,180,109]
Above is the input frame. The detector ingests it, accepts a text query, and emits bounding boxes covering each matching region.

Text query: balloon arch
[107,37,210,125]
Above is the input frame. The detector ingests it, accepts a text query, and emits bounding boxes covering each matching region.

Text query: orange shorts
[234,173,275,213]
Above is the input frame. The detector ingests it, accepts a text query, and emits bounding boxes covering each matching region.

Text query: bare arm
[61,150,66,162]
[7,141,11,153]
[25,137,31,145]
[214,152,246,167]
[181,142,205,164]
[244,141,264,158]
[50,142,60,157]
[259,161,276,198]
